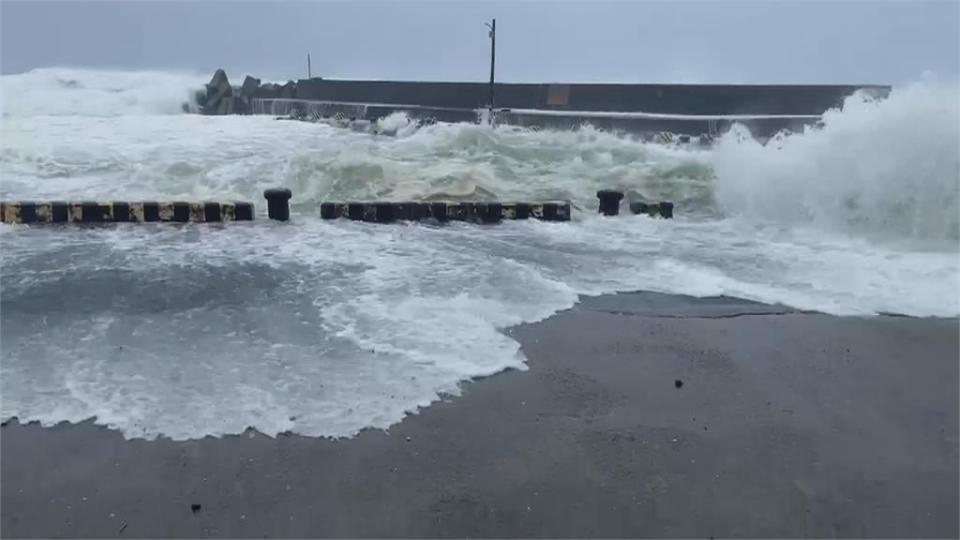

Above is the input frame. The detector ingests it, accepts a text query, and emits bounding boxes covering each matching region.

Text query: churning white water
[1,68,957,440]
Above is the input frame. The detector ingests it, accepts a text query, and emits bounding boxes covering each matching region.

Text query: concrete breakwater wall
[197,69,889,137]
[289,78,889,116]
[252,97,817,140]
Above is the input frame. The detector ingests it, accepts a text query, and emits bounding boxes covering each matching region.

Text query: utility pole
[307,53,312,79]
[484,18,496,122]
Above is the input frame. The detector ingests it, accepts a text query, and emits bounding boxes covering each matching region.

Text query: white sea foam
[1,68,957,440]
[0,68,205,118]
[712,82,960,245]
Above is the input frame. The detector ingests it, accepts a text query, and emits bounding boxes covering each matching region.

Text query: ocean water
[1,68,957,440]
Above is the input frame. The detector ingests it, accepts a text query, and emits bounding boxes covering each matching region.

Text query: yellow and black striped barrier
[319,201,571,223]
[0,201,254,224]
[1,190,675,224]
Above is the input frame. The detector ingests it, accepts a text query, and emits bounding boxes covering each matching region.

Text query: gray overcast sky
[2,0,958,84]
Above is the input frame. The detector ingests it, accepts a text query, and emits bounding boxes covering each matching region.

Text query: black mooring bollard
[596,190,624,216]
[263,188,292,221]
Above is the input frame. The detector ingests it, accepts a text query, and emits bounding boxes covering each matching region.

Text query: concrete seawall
[291,79,889,116]
[202,70,890,137]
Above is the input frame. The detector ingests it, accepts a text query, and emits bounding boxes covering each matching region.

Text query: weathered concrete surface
[2,292,956,538]
[201,69,233,115]
[239,76,260,100]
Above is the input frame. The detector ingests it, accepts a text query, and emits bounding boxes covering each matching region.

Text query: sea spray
[712,82,960,245]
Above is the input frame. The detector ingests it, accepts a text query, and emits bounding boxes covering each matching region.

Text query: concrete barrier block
[0,201,254,224]
[112,202,131,222]
[78,202,110,222]
[347,203,365,221]
[316,201,570,223]
[15,202,36,223]
[142,202,160,222]
[504,203,531,220]
[234,202,254,221]
[203,202,221,222]
[371,202,398,223]
[320,202,338,219]
[629,200,674,219]
[479,202,502,223]
[429,202,449,222]
[51,202,69,223]
[172,202,191,222]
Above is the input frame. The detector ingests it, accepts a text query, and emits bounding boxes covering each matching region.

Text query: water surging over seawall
[0,68,205,117]
[1,68,957,440]
[712,82,960,245]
